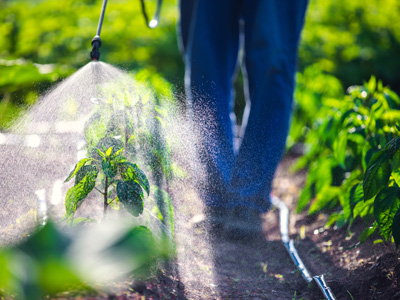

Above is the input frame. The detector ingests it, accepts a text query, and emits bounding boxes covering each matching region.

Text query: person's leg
[230,0,308,212]
[180,0,242,207]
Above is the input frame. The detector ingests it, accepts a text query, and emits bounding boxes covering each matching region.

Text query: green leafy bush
[300,0,400,92]
[0,0,182,130]
[0,221,164,300]
[289,64,344,149]
[0,222,87,300]
[67,70,178,233]
[294,76,400,243]
[361,134,400,246]
[64,136,150,224]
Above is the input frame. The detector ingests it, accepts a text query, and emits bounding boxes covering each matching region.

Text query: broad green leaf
[75,165,97,185]
[392,151,400,186]
[309,186,340,215]
[116,226,155,256]
[311,158,332,194]
[95,148,105,159]
[392,208,400,247]
[363,151,391,200]
[386,137,400,155]
[363,148,377,171]
[297,183,312,213]
[11,222,88,299]
[373,186,400,241]
[116,180,144,217]
[118,162,150,195]
[333,131,347,167]
[38,259,86,296]
[64,158,92,182]
[108,226,158,273]
[119,162,137,181]
[359,222,378,243]
[325,212,340,228]
[354,198,374,220]
[66,167,98,219]
[385,90,400,106]
[17,222,71,261]
[91,137,123,161]
[340,109,358,124]
[347,133,365,155]
[132,164,150,195]
[112,148,124,158]
[102,160,117,178]
[113,155,128,164]
[336,213,347,228]
[105,146,113,157]
[65,187,82,218]
[349,183,364,217]
[0,249,16,296]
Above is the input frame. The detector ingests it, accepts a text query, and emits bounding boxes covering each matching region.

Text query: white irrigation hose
[271,196,337,300]
[314,274,337,300]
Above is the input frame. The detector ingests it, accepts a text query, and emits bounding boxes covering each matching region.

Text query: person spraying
[179,0,309,239]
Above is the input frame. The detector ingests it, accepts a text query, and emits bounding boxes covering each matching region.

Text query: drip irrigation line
[271,196,337,300]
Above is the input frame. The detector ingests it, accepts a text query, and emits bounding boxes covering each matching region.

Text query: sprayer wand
[90,0,107,60]
[90,0,163,61]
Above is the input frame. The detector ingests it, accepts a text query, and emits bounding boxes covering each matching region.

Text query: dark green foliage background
[1,0,400,128]
[0,0,182,128]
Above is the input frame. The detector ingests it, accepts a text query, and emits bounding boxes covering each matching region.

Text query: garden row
[291,68,400,248]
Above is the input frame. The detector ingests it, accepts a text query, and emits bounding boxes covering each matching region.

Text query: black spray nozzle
[90,36,102,61]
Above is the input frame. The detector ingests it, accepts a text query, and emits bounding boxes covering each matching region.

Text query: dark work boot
[224,207,264,242]
[205,206,228,234]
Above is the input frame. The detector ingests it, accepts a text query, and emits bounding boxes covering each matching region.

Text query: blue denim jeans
[179,0,308,212]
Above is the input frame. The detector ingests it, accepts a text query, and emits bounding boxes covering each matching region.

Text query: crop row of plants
[2,0,400,131]
[291,73,400,246]
[0,0,180,130]
[300,0,400,92]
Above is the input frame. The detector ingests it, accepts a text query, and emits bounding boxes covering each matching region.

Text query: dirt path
[131,156,400,300]
[130,157,318,300]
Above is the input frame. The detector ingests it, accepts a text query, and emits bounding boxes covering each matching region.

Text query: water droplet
[25,134,41,148]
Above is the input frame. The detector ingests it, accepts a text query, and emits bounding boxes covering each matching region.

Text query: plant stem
[104,176,109,219]
[95,186,105,195]
[108,197,117,204]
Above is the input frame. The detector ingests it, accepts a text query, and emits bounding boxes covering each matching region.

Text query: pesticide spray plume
[0,55,220,291]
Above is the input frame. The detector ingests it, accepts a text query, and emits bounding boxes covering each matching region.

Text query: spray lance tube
[90,0,163,61]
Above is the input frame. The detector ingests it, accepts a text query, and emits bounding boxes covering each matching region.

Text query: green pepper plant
[293,76,400,245]
[64,71,178,233]
[64,137,150,224]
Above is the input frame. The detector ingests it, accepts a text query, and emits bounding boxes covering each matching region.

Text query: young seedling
[64,137,150,225]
